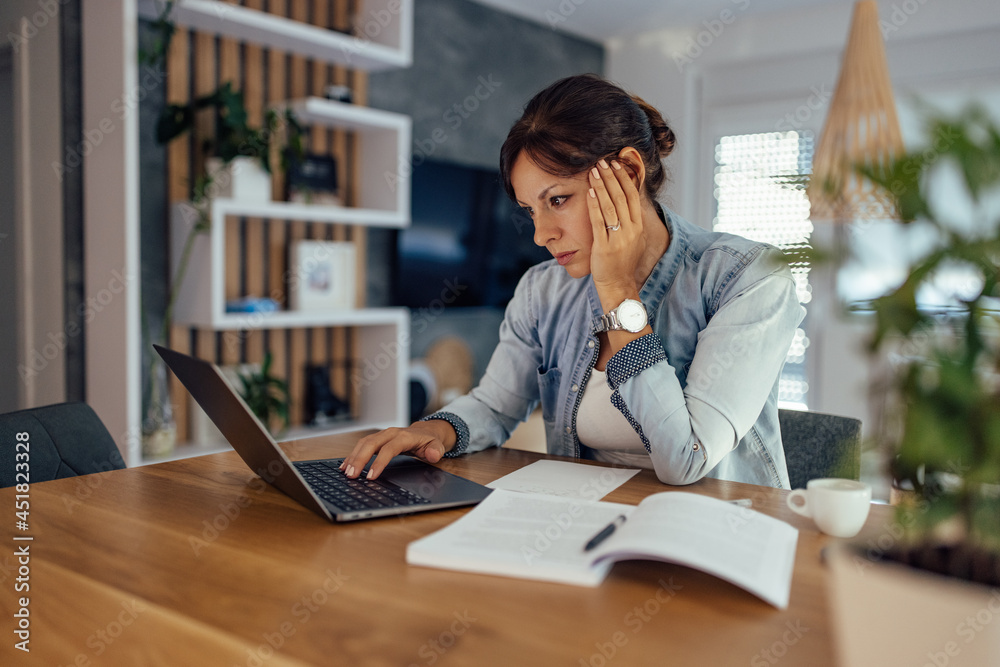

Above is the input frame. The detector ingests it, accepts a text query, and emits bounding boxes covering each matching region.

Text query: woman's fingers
[590,162,623,231]
[340,426,446,480]
[586,176,608,240]
[367,437,445,480]
[340,428,400,477]
[587,156,646,292]
[342,427,415,477]
[589,159,638,236]
[610,160,642,225]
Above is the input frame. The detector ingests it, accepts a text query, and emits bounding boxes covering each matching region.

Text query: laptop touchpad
[382,461,459,501]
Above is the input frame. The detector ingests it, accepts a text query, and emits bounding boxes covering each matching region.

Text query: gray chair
[1,402,125,487]
[779,408,861,490]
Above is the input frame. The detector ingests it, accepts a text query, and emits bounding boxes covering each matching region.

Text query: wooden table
[1,432,893,666]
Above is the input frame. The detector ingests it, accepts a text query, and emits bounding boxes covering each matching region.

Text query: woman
[342,74,803,488]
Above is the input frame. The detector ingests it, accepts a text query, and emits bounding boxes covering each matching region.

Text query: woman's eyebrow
[515,183,559,207]
[535,184,560,201]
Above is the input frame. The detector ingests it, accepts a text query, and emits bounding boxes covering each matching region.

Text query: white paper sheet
[486,460,640,501]
[407,489,632,586]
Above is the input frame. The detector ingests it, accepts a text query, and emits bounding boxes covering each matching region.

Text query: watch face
[617,300,647,333]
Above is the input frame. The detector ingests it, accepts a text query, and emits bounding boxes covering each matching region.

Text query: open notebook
[406,489,798,609]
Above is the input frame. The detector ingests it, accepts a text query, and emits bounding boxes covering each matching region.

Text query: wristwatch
[593,298,648,334]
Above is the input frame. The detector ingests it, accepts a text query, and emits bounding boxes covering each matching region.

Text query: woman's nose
[532,211,559,247]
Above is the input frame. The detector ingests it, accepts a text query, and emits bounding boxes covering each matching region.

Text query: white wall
[606,0,1000,435]
[81,0,143,464]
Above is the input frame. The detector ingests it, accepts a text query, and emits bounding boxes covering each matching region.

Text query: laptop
[154,344,492,522]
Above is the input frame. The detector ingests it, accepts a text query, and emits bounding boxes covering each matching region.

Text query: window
[713,131,814,409]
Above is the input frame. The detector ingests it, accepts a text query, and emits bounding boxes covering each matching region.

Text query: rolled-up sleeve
[425,267,546,455]
[607,256,803,485]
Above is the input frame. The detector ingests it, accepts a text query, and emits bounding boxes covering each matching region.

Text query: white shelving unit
[171,101,411,329]
[170,195,406,323]
[138,0,413,70]
[137,1,415,464]
[203,307,410,445]
[167,196,412,456]
[283,98,412,222]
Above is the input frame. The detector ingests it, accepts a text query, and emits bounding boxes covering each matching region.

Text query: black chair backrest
[779,408,862,490]
[1,402,125,487]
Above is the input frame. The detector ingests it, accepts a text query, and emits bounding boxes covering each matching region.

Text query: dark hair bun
[500,74,677,202]
[632,95,676,158]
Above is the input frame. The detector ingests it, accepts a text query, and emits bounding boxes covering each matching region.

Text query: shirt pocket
[536,366,562,423]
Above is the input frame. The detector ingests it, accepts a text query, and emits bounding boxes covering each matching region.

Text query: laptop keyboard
[295,461,431,513]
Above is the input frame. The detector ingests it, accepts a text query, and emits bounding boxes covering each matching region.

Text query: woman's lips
[556,251,576,266]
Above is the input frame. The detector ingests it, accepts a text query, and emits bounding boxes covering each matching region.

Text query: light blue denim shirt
[427,207,804,489]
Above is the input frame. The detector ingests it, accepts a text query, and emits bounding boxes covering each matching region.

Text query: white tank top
[576,368,653,469]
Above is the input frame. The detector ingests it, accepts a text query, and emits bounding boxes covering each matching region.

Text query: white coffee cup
[786,478,872,538]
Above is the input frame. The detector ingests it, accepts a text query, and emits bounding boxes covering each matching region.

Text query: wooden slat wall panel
[264,0,290,430]
[166,0,369,440]
[192,27,220,437]
[167,27,192,439]
[285,0,310,428]
[330,0,351,407]
[345,0,365,417]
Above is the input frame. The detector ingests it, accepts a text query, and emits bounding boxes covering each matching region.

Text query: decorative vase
[142,355,176,459]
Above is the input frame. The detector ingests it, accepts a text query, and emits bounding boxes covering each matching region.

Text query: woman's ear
[616,147,646,191]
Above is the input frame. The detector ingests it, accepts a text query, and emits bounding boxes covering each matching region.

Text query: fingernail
[366,469,375,480]
[591,167,599,178]
[598,159,609,169]
[612,160,622,170]
[346,465,355,477]
[589,188,596,198]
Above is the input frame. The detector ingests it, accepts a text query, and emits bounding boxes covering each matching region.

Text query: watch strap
[592,310,621,334]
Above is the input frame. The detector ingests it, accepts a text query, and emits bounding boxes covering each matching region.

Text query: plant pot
[205,157,271,204]
[825,541,1000,666]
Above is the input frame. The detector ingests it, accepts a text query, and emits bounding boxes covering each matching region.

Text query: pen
[728,498,753,508]
[584,514,627,552]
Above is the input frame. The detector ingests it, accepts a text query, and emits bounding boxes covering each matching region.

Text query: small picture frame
[289,241,356,311]
[285,152,341,206]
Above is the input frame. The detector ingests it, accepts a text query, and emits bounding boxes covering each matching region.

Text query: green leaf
[857,155,931,224]
[155,104,194,145]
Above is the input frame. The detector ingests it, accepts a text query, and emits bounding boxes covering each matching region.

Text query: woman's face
[510,153,594,279]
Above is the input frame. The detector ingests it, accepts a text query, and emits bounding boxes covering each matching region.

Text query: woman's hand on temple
[339,420,455,480]
[586,158,645,299]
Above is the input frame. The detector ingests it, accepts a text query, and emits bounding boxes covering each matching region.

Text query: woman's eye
[521,206,534,218]
[550,195,568,207]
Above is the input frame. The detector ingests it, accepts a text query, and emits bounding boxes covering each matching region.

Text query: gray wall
[0,48,16,412]
[368,0,604,171]
[61,0,85,403]
[365,0,603,385]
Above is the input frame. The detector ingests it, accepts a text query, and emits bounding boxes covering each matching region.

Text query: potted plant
[155,81,305,203]
[235,353,290,436]
[822,105,1000,666]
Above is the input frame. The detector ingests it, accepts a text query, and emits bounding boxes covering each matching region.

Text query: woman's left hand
[587,158,645,298]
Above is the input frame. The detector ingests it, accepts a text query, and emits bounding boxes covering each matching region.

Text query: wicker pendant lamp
[808,1,904,221]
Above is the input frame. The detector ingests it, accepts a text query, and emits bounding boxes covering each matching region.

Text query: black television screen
[393,159,551,309]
